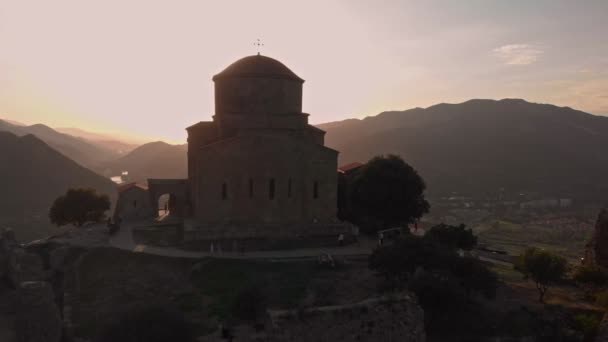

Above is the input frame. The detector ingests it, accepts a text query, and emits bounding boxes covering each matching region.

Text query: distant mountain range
[0,119,134,168]
[319,99,608,200]
[0,131,117,239]
[4,98,607,204]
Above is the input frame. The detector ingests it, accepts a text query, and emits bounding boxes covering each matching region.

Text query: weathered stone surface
[266,293,425,342]
[8,250,46,288]
[0,228,18,279]
[595,312,608,342]
[585,209,608,268]
[15,281,62,342]
[49,246,69,273]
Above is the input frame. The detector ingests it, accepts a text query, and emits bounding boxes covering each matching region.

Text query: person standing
[352,225,360,245]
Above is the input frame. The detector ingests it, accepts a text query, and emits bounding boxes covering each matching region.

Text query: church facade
[187,55,339,226]
[116,55,348,243]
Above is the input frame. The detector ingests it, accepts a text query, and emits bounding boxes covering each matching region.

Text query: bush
[595,290,608,308]
[231,286,267,323]
[424,223,477,251]
[97,304,195,342]
[409,271,467,311]
[573,265,608,287]
[574,313,601,342]
[369,234,450,288]
[451,256,498,300]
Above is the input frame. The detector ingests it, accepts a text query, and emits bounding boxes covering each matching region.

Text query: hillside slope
[320,99,608,200]
[0,120,124,168]
[0,132,117,238]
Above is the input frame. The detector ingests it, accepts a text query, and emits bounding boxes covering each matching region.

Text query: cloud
[493,44,543,65]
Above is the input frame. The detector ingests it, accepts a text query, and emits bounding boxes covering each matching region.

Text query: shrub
[424,223,477,251]
[595,290,608,308]
[574,313,601,342]
[97,304,195,342]
[573,265,608,287]
[231,286,267,323]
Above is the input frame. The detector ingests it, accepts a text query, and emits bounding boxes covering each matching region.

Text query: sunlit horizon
[2,0,607,143]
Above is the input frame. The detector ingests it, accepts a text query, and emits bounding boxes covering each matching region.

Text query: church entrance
[157,193,176,218]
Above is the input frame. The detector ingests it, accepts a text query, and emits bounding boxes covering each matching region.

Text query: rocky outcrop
[585,209,608,267]
[15,281,62,342]
[0,229,18,279]
[0,229,70,342]
[267,293,425,342]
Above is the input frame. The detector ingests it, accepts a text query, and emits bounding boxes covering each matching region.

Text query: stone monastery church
[115,54,351,246]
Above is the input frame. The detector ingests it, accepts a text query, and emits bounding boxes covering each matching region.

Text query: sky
[1,0,607,143]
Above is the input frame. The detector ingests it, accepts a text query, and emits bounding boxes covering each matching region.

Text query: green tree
[518,247,567,303]
[424,223,478,251]
[49,188,110,227]
[350,155,429,233]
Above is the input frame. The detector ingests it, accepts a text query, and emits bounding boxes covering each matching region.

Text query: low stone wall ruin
[266,293,425,342]
[0,228,77,342]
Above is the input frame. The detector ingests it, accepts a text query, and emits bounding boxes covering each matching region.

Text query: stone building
[114,183,152,220]
[115,54,349,244]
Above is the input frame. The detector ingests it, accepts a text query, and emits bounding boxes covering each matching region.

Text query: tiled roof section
[117,182,147,193]
[212,55,304,83]
[338,162,365,174]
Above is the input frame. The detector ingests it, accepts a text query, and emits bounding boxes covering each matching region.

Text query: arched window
[313,181,319,199]
[269,178,275,200]
[222,182,228,200]
[249,178,254,198]
[287,178,293,198]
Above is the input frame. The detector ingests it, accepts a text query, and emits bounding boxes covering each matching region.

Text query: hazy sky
[1,0,607,142]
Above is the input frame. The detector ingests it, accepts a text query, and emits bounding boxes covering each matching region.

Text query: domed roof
[212,55,304,83]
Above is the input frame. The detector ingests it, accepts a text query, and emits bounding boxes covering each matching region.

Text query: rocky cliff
[0,228,79,342]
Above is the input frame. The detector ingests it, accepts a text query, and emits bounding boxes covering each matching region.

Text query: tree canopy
[369,224,497,300]
[518,247,568,302]
[425,223,477,251]
[350,154,429,233]
[49,188,111,227]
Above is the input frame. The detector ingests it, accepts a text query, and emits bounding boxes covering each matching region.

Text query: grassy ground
[0,216,68,242]
[73,248,351,337]
[474,219,591,261]
[190,258,318,319]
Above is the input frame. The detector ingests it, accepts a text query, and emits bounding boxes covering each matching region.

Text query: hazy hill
[0,120,124,168]
[0,131,117,240]
[56,127,139,155]
[104,141,188,183]
[319,99,608,200]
